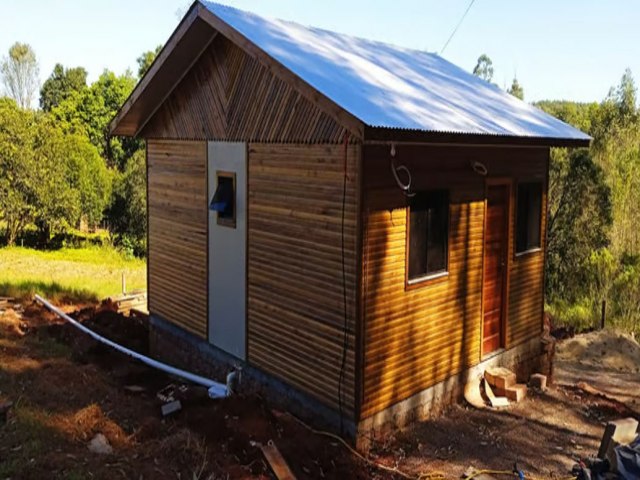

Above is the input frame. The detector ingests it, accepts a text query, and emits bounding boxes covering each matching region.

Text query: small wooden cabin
[111,2,589,439]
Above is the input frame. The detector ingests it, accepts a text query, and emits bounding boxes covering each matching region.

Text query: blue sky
[1,0,638,103]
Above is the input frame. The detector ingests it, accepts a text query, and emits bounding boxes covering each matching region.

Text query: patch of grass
[0,280,99,303]
[0,246,146,302]
[546,298,598,332]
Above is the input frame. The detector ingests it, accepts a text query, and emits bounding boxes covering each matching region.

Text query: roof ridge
[199,0,439,58]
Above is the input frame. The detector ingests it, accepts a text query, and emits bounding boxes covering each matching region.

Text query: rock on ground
[88,433,113,455]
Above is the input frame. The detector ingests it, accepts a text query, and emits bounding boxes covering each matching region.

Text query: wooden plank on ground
[255,441,296,480]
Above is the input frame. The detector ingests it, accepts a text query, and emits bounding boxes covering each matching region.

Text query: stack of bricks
[484,367,528,403]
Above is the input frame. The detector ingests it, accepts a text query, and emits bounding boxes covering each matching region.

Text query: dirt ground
[1,301,638,479]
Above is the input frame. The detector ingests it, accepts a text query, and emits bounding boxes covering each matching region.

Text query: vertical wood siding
[147,140,208,338]
[141,35,348,143]
[247,143,360,416]
[361,144,548,418]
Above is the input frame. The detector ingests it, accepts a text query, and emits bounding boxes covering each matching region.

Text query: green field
[0,246,146,303]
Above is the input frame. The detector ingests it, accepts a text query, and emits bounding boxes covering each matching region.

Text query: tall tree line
[0,41,160,255]
[536,70,640,333]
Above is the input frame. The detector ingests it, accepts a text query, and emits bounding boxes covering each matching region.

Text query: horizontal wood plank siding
[247,143,359,417]
[142,36,348,143]
[508,152,548,346]
[361,144,548,418]
[148,140,208,338]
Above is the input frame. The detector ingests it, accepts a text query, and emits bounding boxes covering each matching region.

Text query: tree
[42,121,112,229]
[507,77,524,100]
[0,98,37,244]
[29,117,112,242]
[534,100,600,134]
[108,149,147,255]
[613,68,638,122]
[39,63,87,111]
[90,69,140,170]
[536,71,640,333]
[31,120,82,241]
[0,98,111,244]
[589,70,640,256]
[472,54,494,82]
[50,69,138,170]
[546,149,612,301]
[1,42,39,109]
[136,45,162,78]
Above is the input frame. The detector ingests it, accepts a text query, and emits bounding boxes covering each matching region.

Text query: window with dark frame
[210,171,236,228]
[516,182,542,253]
[408,190,449,281]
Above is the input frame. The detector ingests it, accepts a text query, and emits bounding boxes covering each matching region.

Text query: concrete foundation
[149,314,357,437]
[355,337,544,449]
[150,314,545,450]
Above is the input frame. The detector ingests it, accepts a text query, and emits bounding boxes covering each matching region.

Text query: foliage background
[1,45,639,332]
[0,43,159,256]
[536,69,640,335]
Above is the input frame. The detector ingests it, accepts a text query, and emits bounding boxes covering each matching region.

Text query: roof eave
[110,2,214,137]
[110,1,365,140]
[363,126,591,148]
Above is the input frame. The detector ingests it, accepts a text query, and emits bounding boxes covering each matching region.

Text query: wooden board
[482,184,510,355]
[247,143,359,417]
[141,35,349,144]
[360,144,548,419]
[257,441,297,480]
[147,140,208,338]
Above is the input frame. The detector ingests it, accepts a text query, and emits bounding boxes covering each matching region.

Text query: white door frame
[207,141,247,360]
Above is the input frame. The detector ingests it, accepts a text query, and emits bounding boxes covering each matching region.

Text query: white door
[208,141,247,360]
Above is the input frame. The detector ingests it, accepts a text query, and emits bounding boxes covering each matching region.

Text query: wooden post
[601,300,606,329]
[122,272,126,295]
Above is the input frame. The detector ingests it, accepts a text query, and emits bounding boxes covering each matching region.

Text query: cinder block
[495,384,527,402]
[484,367,516,390]
[598,417,640,459]
[504,384,527,402]
[529,373,547,390]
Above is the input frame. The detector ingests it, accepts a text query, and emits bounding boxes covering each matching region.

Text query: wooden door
[482,184,510,356]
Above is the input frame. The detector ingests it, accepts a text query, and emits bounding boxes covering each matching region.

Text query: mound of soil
[76,306,149,354]
[556,329,640,373]
[40,305,149,355]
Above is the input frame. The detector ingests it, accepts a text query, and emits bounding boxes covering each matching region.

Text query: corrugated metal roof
[201,1,590,142]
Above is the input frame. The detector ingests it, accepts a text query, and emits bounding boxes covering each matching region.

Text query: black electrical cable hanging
[440,0,476,55]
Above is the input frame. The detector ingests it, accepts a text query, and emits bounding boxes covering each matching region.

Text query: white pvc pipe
[34,294,228,398]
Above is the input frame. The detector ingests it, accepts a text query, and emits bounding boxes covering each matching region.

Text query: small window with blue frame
[210,171,236,228]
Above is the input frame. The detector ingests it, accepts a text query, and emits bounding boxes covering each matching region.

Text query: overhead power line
[440,0,476,55]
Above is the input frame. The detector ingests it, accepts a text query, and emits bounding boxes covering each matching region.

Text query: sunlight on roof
[202,1,590,140]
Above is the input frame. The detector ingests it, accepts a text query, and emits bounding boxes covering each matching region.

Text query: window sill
[515,247,542,258]
[217,217,236,229]
[406,271,449,289]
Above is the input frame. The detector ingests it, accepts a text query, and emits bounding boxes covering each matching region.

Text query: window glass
[516,183,542,253]
[211,172,236,227]
[408,190,449,280]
